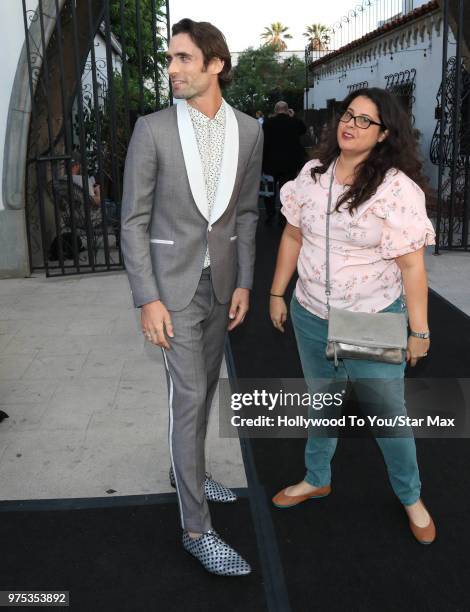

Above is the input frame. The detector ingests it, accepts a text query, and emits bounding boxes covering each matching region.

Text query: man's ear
[208,57,224,76]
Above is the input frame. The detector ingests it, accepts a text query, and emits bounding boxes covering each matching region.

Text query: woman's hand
[269,223,301,334]
[406,335,430,367]
[270,296,288,332]
[397,248,431,368]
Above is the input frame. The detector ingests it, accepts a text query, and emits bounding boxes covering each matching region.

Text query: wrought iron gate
[430,0,470,252]
[385,69,416,125]
[22,0,169,276]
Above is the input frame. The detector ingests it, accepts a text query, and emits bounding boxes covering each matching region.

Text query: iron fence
[430,0,470,251]
[22,0,169,276]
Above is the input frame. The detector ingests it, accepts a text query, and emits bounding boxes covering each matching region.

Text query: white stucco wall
[305,15,451,188]
[0,0,38,211]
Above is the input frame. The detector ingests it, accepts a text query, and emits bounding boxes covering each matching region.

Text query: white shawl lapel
[210,102,239,225]
[176,100,239,226]
[176,101,209,221]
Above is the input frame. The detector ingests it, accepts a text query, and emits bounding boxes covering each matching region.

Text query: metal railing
[306,0,417,64]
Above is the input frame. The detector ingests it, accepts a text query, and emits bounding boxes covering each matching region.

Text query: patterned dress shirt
[187,100,226,268]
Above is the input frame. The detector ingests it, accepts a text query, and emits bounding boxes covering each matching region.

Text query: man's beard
[173,90,192,99]
[172,84,197,100]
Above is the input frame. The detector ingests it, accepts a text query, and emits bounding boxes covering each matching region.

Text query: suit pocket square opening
[150,239,174,245]
[229,235,238,241]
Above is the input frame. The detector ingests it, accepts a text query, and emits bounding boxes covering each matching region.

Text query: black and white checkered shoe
[169,467,237,503]
[182,529,251,576]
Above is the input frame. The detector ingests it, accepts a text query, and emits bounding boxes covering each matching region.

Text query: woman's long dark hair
[311,87,428,213]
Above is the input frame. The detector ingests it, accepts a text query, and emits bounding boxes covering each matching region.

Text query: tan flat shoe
[408,503,436,544]
[272,484,331,508]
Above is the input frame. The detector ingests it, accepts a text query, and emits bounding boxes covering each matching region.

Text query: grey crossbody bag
[324,161,407,366]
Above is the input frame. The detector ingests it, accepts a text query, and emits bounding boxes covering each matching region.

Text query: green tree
[260,22,293,51]
[109,0,168,111]
[277,54,307,110]
[303,23,330,51]
[225,46,305,116]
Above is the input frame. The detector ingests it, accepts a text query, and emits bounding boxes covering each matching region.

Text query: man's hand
[227,288,250,331]
[141,300,174,349]
[91,184,101,207]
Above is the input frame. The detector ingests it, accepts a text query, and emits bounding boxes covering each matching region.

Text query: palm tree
[303,23,330,51]
[261,22,293,52]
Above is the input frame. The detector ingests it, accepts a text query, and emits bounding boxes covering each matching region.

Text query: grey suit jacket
[120,101,263,311]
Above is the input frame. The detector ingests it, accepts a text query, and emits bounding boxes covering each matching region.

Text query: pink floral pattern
[280,159,436,319]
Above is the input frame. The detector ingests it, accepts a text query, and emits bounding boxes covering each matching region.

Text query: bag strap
[325,159,338,312]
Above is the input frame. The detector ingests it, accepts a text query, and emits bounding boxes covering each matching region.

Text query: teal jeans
[290,294,421,506]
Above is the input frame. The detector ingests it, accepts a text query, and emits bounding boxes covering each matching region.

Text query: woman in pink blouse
[269,88,436,544]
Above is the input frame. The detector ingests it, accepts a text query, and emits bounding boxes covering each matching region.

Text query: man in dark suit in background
[262,101,306,224]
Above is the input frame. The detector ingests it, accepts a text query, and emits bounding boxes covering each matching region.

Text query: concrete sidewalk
[424,249,470,316]
[0,272,246,500]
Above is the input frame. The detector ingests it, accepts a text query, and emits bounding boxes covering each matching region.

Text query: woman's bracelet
[409,330,430,339]
[270,293,284,298]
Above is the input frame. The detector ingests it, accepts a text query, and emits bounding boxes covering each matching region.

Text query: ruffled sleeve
[280,160,318,228]
[280,180,301,227]
[376,173,436,259]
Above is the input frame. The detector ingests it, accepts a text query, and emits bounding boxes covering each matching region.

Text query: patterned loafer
[169,467,237,503]
[182,529,251,576]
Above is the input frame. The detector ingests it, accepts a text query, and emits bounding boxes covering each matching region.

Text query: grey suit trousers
[161,268,230,533]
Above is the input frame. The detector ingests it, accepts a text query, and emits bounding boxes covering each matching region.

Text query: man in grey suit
[120,19,263,576]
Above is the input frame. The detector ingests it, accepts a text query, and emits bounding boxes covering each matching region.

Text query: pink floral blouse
[280,159,436,320]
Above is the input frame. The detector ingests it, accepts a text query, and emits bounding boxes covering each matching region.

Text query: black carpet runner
[0,495,266,612]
